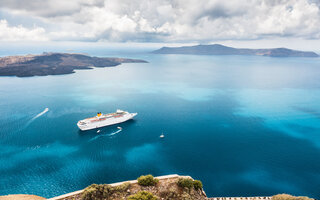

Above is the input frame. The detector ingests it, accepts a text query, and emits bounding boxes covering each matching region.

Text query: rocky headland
[152,44,319,57]
[0,174,314,200]
[0,53,147,77]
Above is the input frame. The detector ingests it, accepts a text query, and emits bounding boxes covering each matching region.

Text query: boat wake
[32,108,49,121]
[22,108,49,129]
[109,128,122,136]
[89,127,122,142]
[24,145,41,151]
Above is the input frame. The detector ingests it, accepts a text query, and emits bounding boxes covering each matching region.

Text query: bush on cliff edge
[272,194,313,200]
[128,191,158,200]
[81,182,130,200]
[177,178,194,189]
[137,175,159,186]
[81,184,112,200]
[193,180,203,190]
[177,178,203,190]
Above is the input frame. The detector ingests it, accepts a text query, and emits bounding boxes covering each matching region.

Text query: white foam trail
[108,129,122,136]
[32,108,49,120]
[89,128,122,142]
[22,108,49,129]
[24,145,41,151]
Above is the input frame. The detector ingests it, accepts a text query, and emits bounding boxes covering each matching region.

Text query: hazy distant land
[153,44,319,57]
[0,53,147,77]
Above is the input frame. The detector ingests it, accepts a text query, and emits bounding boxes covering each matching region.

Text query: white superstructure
[77,109,137,131]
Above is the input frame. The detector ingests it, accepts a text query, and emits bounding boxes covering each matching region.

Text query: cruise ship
[77,109,137,131]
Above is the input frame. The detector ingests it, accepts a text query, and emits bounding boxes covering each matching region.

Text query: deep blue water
[0,48,320,198]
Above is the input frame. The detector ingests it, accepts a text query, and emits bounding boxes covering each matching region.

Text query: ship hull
[77,113,137,131]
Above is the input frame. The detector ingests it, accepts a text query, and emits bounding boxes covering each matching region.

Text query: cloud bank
[0,0,320,42]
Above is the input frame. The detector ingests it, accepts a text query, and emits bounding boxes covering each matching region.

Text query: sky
[0,0,320,50]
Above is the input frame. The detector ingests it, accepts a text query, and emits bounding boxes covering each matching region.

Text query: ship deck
[80,112,126,123]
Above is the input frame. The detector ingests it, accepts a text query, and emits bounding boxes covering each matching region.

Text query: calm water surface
[0,48,320,198]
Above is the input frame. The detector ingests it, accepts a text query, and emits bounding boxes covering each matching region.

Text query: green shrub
[137,175,159,186]
[177,178,203,190]
[272,194,313,200]
[81,184,112,200]
[112,182,130,192]
[128,191,158,200]
[81,182,131,200]
[177,178,194,189]
[193,180,203,190]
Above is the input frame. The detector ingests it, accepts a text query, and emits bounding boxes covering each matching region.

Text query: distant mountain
[0,53,147,77]
[152,44,319,57]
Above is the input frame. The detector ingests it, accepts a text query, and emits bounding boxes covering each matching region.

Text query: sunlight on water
[0,52,320,198]
[235,89,320,147]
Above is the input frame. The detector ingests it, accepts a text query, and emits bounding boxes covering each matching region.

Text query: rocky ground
[0,176,314,200]
[0,194,45,200]
[50,175,207,200]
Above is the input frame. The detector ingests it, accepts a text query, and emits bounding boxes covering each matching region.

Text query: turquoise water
[0,48,320,198]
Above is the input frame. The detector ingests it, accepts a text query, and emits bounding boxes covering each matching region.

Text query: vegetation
[128,191,159,200]
[113,182,130,192]
[272,194,313,200]
[177,178,203,190]
[159,187,179,199]
[81,182,130,200]
[80,175,206,200]
[137,175,159,186]
[81,184,112,200]
[193,180,203,190]
[177,178,194,189]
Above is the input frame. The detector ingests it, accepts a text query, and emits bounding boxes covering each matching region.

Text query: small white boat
[97,130,101,133]
[117,126,122,130]
[160,133,165,138]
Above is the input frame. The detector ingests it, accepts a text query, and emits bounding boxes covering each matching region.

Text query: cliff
[0,175,315,200]
[152,44,319,57]
[47,174,206,200]
[0,53,147,77]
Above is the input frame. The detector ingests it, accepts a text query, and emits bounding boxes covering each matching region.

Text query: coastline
[1,175,312,200]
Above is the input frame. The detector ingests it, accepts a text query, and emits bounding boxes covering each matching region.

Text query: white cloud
[0,19,47,41]
[0,0,320,42]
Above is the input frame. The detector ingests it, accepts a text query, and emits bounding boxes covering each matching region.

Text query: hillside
[0,175,315,200]
[47,174,206,200]
[152,44,319,57]
[0,53,147,77]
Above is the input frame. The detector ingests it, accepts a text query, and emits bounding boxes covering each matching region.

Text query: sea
[0,44,319,198]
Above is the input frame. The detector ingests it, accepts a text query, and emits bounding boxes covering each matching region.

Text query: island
[152,44,319,57]
[0,52,147,77]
